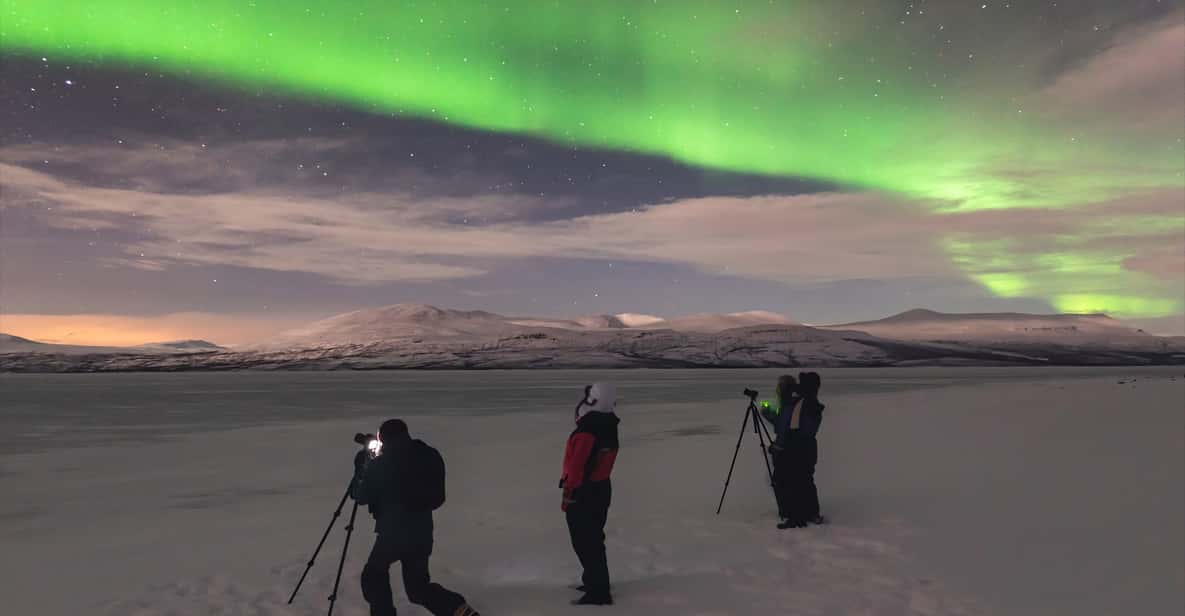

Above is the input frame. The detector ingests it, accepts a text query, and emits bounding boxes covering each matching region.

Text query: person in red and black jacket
[560,382,620,606]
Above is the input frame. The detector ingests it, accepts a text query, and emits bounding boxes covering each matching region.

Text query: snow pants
[798,436,821,520]
[772,447,794,519]
[566,480,612,596]
[360,533,467,616]
[774,437,820,523]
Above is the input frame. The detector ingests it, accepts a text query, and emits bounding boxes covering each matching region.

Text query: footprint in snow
[766,546,793,561]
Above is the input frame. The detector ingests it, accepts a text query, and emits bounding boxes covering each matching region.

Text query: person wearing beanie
[354,419,481,616]
[560,383,621,606]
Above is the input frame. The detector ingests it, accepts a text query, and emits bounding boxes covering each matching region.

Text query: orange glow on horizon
[0,313,301,347]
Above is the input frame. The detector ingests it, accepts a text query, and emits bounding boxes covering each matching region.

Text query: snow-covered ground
[1,368,1182,615]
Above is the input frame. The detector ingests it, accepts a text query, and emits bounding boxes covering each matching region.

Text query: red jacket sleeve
[561,432,596,491]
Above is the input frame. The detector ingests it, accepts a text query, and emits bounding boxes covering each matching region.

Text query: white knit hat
[582,382,618,413]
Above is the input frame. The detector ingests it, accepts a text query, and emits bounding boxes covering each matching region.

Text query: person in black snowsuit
[778,372,826,529]
[761,374,800,523]
[354,419,480,616]
[560,383,621,606]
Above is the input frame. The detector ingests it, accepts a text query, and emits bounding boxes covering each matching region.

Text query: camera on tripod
[289,431,385,614]
[354,432,382,458]
[716,387,777,515]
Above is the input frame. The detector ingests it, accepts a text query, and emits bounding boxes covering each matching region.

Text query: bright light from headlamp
[367,439,382,456]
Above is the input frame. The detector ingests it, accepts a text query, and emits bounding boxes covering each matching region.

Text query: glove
[561,487,576,512]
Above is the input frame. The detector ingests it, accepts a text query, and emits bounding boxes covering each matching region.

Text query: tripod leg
[752,405,775,487]
[289,483,353,604]
[716,404,752,515]
[327,499,360,616]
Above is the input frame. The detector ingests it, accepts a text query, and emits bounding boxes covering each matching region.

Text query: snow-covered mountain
[263,304,517,349]
[0,333,126,355]
[0,333,225,356]
[264,304,796,349]
[648,310,797,332]
[822,309,1175,350]
[507,309,792,333]
[2,305,1182,371]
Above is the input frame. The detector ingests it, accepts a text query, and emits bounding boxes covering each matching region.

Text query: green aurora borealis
[2,1,1183,317]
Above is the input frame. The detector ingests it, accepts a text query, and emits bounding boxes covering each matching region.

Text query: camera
[354,432,382,458]
[743,388,759,399]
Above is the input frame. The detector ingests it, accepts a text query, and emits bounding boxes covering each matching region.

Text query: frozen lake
[1,367,1183,615]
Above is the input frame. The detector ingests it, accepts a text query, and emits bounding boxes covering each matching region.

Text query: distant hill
[134,340,226,353]
[0,333,224,356]
[2,305,1182,371]
[821,309,1170,349]
[265,303,797,349]
[508,309,793,333]
[652,310,796,332]
[262,304,519,349]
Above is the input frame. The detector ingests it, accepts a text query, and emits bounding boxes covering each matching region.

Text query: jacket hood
[582,382,617,414]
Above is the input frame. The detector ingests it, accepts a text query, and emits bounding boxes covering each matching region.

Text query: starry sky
[1,1,1183,346]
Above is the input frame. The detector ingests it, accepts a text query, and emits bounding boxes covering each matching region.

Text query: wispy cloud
[3,160,1182,314]
[1037,12,1185,133]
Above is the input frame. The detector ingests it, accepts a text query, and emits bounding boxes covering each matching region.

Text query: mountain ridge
[3,304,1182,371]
[821,309,1152,345]
[0,334,225,356]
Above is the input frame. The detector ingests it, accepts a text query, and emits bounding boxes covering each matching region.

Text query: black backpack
[404,440,446,512]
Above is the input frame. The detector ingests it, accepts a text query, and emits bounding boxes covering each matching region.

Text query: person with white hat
[559,383,621,606]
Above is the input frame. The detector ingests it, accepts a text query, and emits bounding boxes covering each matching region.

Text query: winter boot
[571,592,614,606]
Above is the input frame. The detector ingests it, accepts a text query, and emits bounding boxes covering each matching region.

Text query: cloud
[1037,11,1185,134]
[1,161,965,286]
[533,193,959,283]
[5,157,1182,319]
[0,161,519,283]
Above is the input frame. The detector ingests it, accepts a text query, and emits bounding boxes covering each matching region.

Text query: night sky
[1,1,1183,346]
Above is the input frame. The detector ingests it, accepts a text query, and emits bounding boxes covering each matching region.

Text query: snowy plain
[1,367,1182,615]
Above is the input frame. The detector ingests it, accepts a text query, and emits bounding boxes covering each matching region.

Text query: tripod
[288,477,361,616]
[716,389,777,515]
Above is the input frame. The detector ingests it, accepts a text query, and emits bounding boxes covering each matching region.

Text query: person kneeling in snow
[560,383,621,606]
[353,419,480,616]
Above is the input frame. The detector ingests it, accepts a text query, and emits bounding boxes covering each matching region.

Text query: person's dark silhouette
[560,383,620,606]
[354,419,480,616]
[761,374,800,522]
[780,372,825,529]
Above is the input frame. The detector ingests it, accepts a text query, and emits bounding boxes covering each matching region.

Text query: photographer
[353,419,480,616]
[793,371,826,527]
[762,374,799,525]
[765,373,826,529]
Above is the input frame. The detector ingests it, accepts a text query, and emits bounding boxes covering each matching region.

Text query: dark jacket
[762,395,802,448]
[765,396,825,450]
[560,410,620,509]
[791,398,825,441]
[355,439,434,546]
